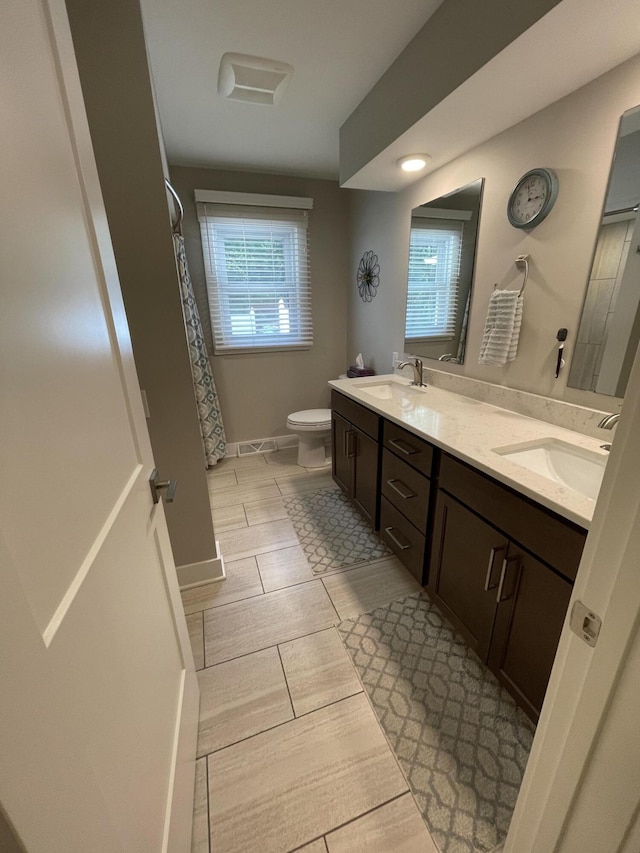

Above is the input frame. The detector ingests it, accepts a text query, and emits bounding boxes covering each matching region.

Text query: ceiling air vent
[218,53,294,106]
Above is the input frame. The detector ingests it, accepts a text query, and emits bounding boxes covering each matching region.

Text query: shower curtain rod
[165,178,184,235]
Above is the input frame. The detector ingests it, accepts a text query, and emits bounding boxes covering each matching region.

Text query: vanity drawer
[439,454,586,581]
[381,449,430,532]
[331,390,380,440]
[380,497,426,582]
[383,421,434,477]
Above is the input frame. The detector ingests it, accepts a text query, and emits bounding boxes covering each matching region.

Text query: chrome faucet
[398,358,426,387]
[598,412,620,451]
[598,413,620,429]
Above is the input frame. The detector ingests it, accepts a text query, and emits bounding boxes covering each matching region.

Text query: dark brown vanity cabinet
[331,391,381,529]
[379,421,436,583]
[430,454,586,721]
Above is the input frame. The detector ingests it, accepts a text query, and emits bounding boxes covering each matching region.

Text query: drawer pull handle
[384,526,411,551]
[484,545,506,591]
[496,555,520,603]
[388,438,419,456]
[387,478,415,500]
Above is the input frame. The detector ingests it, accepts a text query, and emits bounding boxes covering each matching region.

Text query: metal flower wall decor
[357,250,380,302]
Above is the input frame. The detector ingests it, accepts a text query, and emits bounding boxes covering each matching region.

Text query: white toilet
[286,408,332,468]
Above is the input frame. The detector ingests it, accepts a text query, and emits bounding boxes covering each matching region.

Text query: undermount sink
[493,437,607,501]
[357,380,426,401]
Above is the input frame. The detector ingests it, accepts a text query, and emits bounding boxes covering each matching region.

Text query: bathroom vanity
[329,375,603,720]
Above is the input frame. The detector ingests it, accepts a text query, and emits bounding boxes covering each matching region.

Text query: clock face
[507,169,558,229]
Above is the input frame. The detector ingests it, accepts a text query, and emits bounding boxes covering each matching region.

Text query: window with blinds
[197,194,312,353]
[405,218,463,342]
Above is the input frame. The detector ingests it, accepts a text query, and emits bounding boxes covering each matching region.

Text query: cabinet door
[352,426,380,529]
[332,412,353,497]
[488,547,572,721]
[430,493,508,661]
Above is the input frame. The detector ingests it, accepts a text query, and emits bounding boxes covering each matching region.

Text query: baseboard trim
[176,541,225,589]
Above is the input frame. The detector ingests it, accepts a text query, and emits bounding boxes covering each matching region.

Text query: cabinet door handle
[387,478,415,500]
[343,429,356,458]
[384,526,411,551]
[484,545,506,591]
[388,437,419,456]
[496,554,520,603]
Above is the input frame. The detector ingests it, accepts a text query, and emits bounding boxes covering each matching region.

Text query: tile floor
[183,448,439,853]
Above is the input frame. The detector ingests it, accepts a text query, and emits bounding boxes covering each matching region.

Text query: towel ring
[515,254,529,296]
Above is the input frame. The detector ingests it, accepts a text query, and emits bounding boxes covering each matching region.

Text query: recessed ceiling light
[397,154,431,172]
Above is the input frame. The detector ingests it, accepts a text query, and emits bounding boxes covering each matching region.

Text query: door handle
[496,554,520,603]
[384,526,411,551]
[387,478,415,500]
[343,429,356,458]
[149,468,177,504]
[484,545,506,591]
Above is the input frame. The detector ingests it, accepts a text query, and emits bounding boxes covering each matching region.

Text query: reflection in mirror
[404,179,484,364]
[568,106,640,397]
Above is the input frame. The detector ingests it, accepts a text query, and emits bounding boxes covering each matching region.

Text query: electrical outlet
[392,351,398,369]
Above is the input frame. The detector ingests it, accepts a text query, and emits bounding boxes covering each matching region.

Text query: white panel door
[0,1,198,851]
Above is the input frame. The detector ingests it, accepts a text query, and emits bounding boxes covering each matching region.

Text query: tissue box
[347,366,376,378]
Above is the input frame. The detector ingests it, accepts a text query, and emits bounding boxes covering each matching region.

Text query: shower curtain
[173,233,226,466]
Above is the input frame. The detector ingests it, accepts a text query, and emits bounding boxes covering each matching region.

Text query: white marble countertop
[329,374,609,529]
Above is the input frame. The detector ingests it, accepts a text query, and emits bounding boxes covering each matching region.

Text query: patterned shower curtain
[173,233,226,466]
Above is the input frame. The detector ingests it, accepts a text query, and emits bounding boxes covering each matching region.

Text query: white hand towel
[478,290,523,365]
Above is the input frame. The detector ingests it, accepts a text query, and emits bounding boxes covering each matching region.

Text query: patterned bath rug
[338,593,536,853]
[282,487,391,574]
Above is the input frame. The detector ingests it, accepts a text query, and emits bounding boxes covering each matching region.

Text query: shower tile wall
[573,218,634,391]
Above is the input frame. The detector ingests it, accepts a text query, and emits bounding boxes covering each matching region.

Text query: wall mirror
[568,105,640,397]
[404,178,484,364]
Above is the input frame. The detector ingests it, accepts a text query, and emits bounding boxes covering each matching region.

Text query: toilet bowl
[286,408,331,468]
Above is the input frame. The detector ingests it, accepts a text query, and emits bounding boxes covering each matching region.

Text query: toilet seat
[287,409,331,430]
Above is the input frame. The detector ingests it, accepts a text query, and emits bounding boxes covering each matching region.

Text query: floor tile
[325,794,438,853]
[204,582,338,666]
[256,545,315,592]
[206,470,238,492]
[211,504,247,533]
[265,446,300,466]
[216,518,298,562]
[277,471,338,495]
[235,464,304,485]
[322,557,421,621]
[296,840,327,852]
[181,558,263,615]
[186,612,204,670]
[212,454,268,471]
[207,694,408,853]
[279,628,362,716]
[191,758,209,853]
[197,647,293,756]
[244,497,288,526]
[209,481,280,509]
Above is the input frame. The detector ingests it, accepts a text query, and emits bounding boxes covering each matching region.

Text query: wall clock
[507,168,559,229]
[357,250,380,302]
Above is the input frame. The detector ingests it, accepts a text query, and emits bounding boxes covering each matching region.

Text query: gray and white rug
[338,593,535,853]
[282,487,390,574]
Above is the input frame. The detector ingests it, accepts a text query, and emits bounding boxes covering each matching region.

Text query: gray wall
[340,0,562,184]
[347,52,640,410]
[66,0,216,568]
[169,167,350,443]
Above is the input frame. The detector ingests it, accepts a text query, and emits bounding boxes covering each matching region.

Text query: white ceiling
[140,0,444,178]
[141,0,640,186]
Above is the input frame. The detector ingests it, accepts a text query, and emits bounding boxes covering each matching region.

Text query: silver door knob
[149,468,177,504]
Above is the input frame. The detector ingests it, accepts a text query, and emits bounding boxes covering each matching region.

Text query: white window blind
[197,198,312,354]
[405,218,463,342]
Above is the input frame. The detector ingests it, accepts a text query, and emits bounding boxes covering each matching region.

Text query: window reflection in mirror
[404,179,484,365]
[568,105,640,397]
